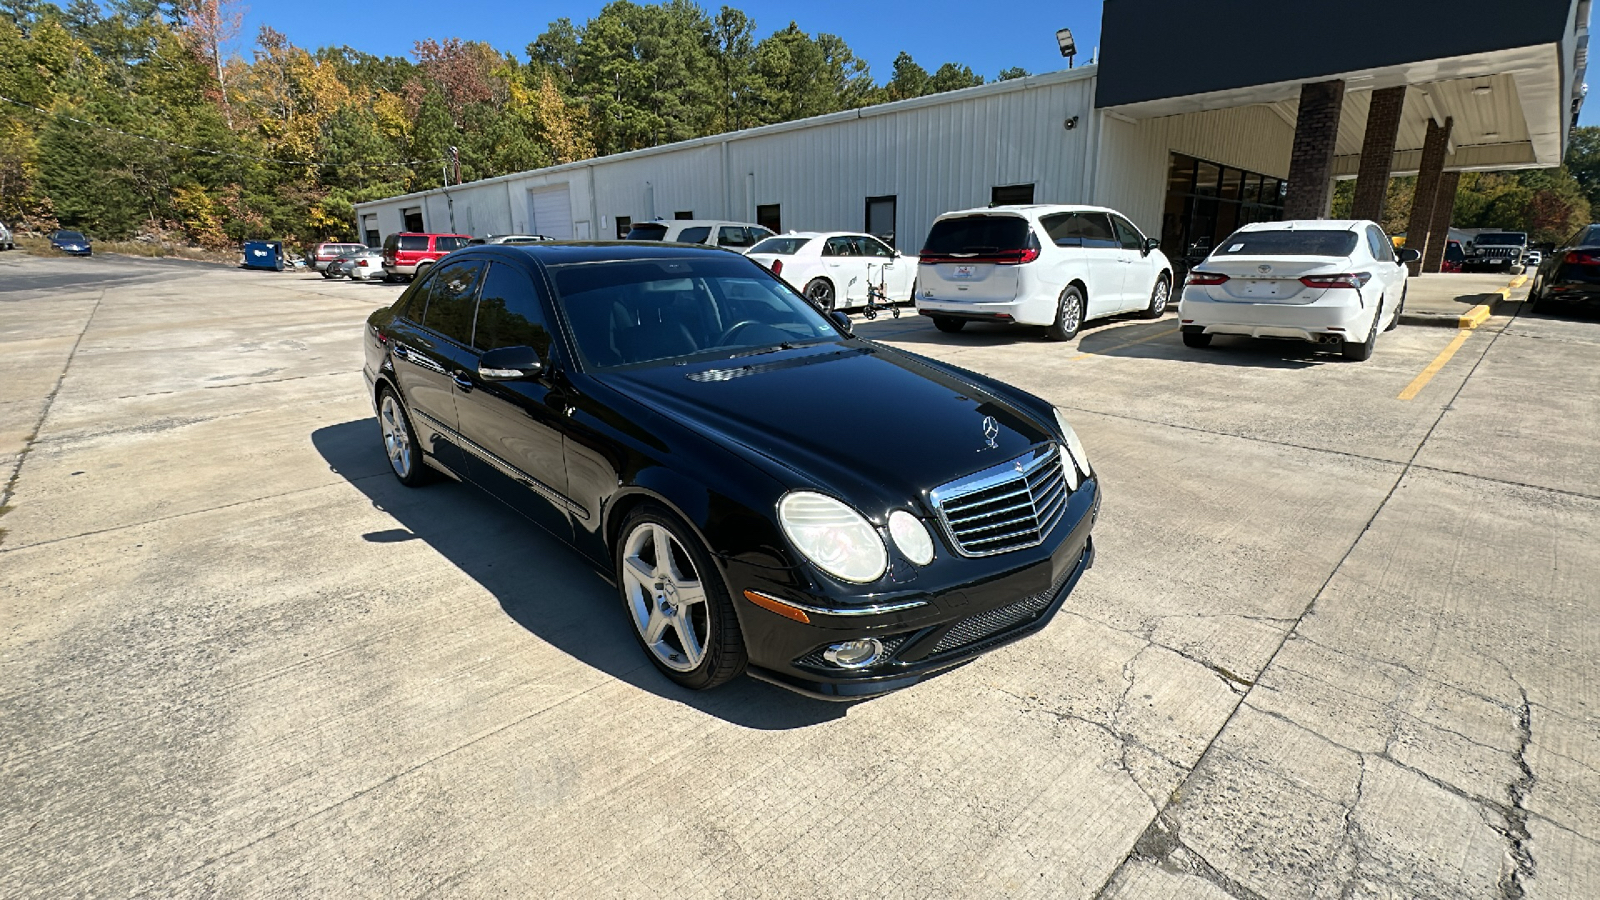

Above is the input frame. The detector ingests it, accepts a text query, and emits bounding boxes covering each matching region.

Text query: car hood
[600,339,1056,515]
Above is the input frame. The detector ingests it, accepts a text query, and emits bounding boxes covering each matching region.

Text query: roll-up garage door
[529,185,573,240]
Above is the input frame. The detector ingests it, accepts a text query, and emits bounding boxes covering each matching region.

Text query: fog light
[822,638,885,669]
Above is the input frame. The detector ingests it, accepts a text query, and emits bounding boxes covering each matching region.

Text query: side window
[822,237,852,257]
[473,262,554,357]
[676,226,711,244]
[416,260,484,345]
[1366,227,1393,262]
[718,226,753,248]
[857,236,895,257]
[1040,213,1116,248]
[1110,215,1145,251]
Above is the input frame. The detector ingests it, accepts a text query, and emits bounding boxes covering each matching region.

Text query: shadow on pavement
[312,418,849,730]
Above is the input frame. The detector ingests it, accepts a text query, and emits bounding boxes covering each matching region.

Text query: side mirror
[1397,248,1421,264]
[827,310,853,334]
[1143,237,1161,255]
[478,345,544,380]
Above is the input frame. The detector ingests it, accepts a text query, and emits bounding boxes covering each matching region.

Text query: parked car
[381,232,472,281]
[1527,223,1600,313]
[0,221,13,250]
[746,232,918,310]
[363,243,1099,699]
[1464,231,1527,272]
[330,248,384,279]
[623,219,775,250]
[1178,220,1416,361]
[915,205,1173,339]
[1524,250,1543,267]
[309,241,368,273]
[50,230,93,256]
[1442,240,1465,273]
[469,234,554,245]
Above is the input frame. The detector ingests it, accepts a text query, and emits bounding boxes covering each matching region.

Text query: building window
[991,184,1035,206]
[674,210,694,220]
[865,195,897,248]
[756,204,781,234]
[1161,153,1285,276]
[615,216,631,239]
[402,207,424,232]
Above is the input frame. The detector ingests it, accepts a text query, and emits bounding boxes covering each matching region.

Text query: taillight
[1185,271,1229,286]
[771,259,783,276]
[1564,250,1600,265]
[1299,273,1371,289]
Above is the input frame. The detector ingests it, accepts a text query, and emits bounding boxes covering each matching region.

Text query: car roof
[637,220,766,229]
[460,241,746,268]
[751,231,872,241]
[1233,219,1372,233]
[935,204,1130,219]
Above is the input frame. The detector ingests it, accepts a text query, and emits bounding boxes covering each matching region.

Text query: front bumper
[1179,289,1369,342]
[735,477,1100,700]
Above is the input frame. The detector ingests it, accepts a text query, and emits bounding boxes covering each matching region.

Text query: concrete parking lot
[2,252,1596,898]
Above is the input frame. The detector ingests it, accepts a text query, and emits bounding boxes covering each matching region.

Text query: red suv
[381,232,472,281]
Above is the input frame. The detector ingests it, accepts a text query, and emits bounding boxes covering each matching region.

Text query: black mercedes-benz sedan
[1529,223,1600,313]
[362,243,1099,699]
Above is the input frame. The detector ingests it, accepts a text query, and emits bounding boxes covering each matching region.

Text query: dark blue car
[50,230,92,256]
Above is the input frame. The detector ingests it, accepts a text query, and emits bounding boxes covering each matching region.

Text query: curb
[1398,274,1527,330]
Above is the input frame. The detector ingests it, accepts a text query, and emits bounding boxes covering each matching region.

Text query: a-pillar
[1421,170,1461,274]
[1351,86,1406,222]
[1283,80,1346,220]
[1403,116,1454,275]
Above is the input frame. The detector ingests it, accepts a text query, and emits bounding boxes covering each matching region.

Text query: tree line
[0,0,1009,247]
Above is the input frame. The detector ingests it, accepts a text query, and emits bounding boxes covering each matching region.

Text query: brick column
[1421,170,1461,274]
[1403,116,1453,275]
[1283,80,1346,220]
[1351,86,1406,222]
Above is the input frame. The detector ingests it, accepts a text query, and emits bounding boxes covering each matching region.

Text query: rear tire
[932,316,966,333]
[1342,298,1381,361]
[1182,331,1212,348]
[377,387,434,487]
[1045,286,1084,341]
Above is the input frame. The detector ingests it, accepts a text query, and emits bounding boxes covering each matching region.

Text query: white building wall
[353,67,1292,253]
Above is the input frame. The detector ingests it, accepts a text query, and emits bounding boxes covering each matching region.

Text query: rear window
[1475,232,1527,246]
[1212,230,1359,257]
[750,237,813,255]
[397,235,428,251]
[625,224,670,241]
[922,216,1032,255]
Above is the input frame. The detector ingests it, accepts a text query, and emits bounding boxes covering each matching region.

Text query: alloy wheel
[1151,279,1169,315]
[380,393,412,479]
[620,521,710,672]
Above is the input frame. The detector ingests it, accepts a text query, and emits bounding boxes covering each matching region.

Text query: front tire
[615,506,747,690]
[1142,274,1171,319]
[805,278,836,310]
[932,316,966,333]
[1045,286,1084,341]
[378,387,433,487]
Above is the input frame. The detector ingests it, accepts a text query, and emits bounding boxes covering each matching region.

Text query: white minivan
[915,205,1173,340]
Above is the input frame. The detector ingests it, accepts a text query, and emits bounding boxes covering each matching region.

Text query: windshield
[56,231,86,241]
[550,256,837,370]
[624,224,670,241]
[1475,233,1527,246]
[749,237,814,255]
[922,216,1031,256]
[1212,229,1358,257]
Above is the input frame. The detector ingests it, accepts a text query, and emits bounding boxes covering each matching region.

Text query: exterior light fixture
[1473,85,1493,96]
[1056,28,1076,67]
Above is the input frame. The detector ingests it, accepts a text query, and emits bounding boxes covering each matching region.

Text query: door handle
[392,345,410,359]
[452,372,474,391]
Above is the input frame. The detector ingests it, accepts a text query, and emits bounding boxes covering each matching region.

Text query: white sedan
[1179,219,1418,361]
[746,232,918,310]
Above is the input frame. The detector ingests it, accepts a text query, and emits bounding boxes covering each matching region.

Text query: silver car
[0,221,13,251]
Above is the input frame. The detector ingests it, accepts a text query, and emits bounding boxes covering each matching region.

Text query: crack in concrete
[1497,686,1536,900]
[1335,755,1372,900]
[1108,814,1270,900]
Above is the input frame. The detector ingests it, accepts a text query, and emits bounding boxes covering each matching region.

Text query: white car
[0,221,13,250]
[344,250,389,282]
[915,204,1173,339]
[624,219,774,250]
[1525,250,1543,267]
[1178,219,1417,361]
[746,232,918,310]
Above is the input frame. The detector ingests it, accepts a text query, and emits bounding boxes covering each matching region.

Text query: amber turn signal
[743,589,811,624]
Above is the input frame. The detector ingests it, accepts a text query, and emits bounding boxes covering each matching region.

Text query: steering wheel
[717,320,764,344]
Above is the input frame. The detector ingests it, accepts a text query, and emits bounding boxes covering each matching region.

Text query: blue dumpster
[242,240,286,271]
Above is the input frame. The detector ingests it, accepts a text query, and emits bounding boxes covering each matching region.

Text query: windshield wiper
[729,342,796,359]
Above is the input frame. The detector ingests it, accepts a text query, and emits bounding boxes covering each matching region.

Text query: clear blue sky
[238,0,1104,86]
[240,0,1600,127]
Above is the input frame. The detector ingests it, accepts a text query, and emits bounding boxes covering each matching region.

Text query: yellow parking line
[1070,327,1178,361]
[1398,330,1472,400]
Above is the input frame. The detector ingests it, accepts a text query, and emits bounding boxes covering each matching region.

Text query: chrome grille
[931,446,1072,557]
[929,561,1078,655]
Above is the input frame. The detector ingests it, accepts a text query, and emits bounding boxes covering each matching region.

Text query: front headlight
[778,492,888,583]
[1053,408,1093,477]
